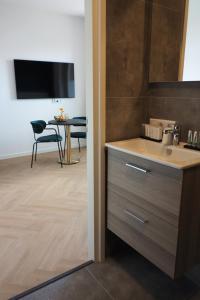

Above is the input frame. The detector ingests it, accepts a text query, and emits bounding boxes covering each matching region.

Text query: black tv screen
[14,60,75,99]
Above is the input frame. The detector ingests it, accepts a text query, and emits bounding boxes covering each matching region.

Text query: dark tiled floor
[18,268,111,300]
[16,241,200,300]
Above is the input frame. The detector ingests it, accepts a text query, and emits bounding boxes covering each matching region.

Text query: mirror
[149,0,200,82]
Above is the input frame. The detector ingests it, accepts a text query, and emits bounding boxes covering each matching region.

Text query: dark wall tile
[149,4,183,82]
[150,0,185,12]
[106,98,144,142]
[106,0,148,142]
[107,0,146,98]
[144,82,200,98]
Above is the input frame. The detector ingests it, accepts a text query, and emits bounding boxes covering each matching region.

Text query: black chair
[70,117,87,152]
[30,120,63,168]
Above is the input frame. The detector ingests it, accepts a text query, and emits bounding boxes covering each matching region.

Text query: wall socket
[52,99,61,103]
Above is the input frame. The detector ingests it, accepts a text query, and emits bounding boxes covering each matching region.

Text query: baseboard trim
[0,147,58,160]
[0,145,86,160]
[9,260,93,300]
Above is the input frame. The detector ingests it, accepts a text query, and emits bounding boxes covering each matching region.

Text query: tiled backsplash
[143,96,200,142]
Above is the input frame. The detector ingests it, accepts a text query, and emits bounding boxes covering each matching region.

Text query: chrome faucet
[173,123,181,146]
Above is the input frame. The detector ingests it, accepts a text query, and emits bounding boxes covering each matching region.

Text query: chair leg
[57,141,63,168]
[31,143,36,168]
[78,138,81,152]
[57,126,64,158]
[35,143,38,161]
[59,142,64,159]
[59,141,64,159]
[64,126,66,157]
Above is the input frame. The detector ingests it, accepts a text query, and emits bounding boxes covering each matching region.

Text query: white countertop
[106,138,200,169]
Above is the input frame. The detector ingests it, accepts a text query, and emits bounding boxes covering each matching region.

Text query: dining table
[48,118,87,165]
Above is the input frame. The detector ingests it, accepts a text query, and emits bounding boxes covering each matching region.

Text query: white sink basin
[106,138,200,169]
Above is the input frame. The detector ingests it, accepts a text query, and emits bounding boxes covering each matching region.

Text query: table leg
[66,125,71,162]
[63,125,67,159]
[60,125,79,165]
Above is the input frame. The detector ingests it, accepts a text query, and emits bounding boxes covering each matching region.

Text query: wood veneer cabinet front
[107,148,200,279]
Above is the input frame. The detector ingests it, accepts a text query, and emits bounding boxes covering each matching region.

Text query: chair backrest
[73,116,86,120]
[72,116,86,127]
[30,120,46,134]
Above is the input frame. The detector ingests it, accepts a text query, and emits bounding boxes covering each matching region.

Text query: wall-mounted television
[14,59,75,99]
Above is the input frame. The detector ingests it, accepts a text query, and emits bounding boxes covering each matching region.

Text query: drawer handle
[125,163,150,174]
[124,209,148,224]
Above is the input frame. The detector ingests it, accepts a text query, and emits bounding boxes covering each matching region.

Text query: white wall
[183,0,200,81]
[0,3,85,159]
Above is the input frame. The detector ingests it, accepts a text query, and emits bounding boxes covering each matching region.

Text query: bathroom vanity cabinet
[106,144,200,279]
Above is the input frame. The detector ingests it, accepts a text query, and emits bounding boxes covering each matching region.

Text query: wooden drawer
[107,186,178,256]
[108,213,176,278]
[107,148,183,225]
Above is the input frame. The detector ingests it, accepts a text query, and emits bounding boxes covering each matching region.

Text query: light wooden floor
[0,149,88,300]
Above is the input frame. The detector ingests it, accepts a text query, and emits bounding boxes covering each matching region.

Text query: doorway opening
[0,1,92,299]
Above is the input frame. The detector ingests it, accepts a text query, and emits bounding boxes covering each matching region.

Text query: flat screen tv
[14,60,75,99]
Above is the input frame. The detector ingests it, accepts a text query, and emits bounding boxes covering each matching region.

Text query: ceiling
[0,0,85,16]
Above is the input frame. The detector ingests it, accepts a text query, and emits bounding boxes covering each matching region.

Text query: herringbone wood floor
[0,149,88,300]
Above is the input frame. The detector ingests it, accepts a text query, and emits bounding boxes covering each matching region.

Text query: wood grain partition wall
[106,0,200,143]
[106,0,147,142]
[178,0,189,81]
[149,0,185,82]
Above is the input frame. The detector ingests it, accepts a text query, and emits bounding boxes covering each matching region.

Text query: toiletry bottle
[187,130,193,146]
[193,131,198,148]
[198,132,200,150]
